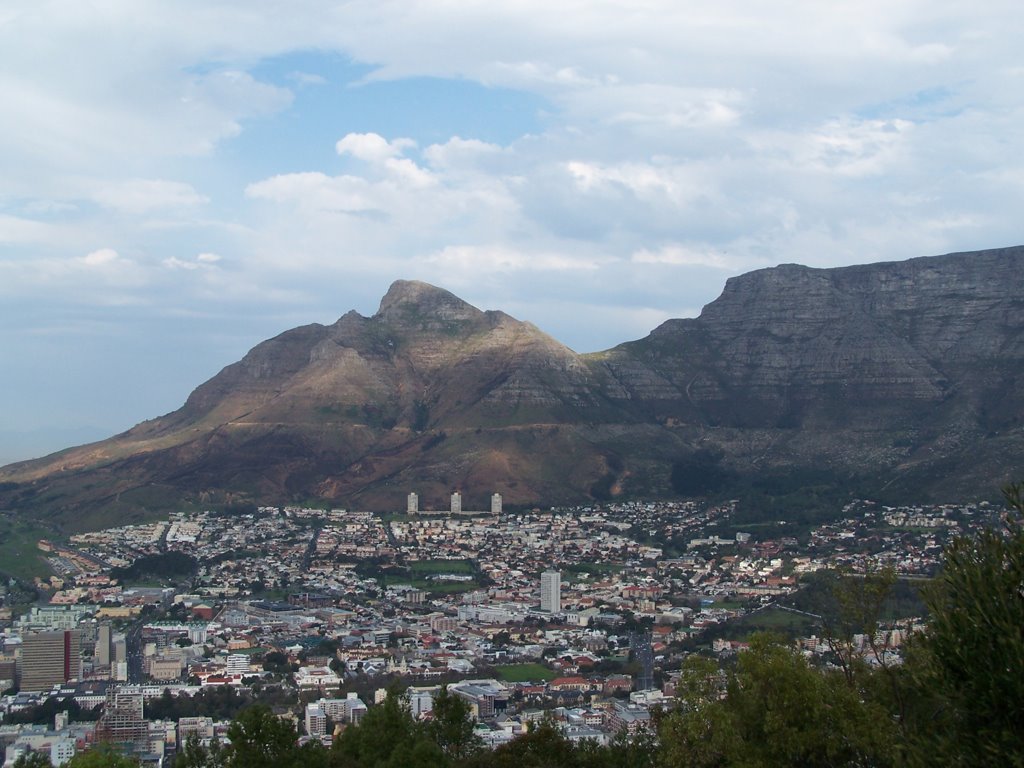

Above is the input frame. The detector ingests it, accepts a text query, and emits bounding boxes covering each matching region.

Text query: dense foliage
[110,551,197,583]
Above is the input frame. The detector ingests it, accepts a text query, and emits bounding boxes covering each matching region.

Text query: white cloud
[81,248,121,267]
[336,132,414,162]
[425,244,602,273]
[87,179,209,214]
[0,214,57,244]
[753,118,916,178]
[163,252,223,271]
[631,245,737,270]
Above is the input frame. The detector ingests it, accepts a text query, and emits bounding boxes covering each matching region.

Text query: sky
[1,1,1023,464]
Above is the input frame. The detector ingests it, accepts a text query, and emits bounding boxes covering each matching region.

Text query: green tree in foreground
[657,638,895,768]
[904,483,1024,766]
[13,752,55,768]
[224,704,300,768]
[14,743,143,768]
[425,686,482,762]
[331,688,445,768]
[66,743,140,767]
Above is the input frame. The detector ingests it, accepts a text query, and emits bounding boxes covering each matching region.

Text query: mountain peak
[375,280,482,324]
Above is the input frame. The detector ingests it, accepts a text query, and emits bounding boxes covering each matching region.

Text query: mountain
[2,246,1022,531]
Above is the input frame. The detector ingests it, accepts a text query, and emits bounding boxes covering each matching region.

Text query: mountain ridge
[2,246,1022,531]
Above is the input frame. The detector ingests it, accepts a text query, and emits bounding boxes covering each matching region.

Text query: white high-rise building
[451,492,462,514]
[491,493,502,515]
[407,492,419,514]
[305,703,327,738]
[540,570,561,613]
[225,654,249,676]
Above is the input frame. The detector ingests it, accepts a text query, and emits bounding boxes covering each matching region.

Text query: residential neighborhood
[0,495,1003,765]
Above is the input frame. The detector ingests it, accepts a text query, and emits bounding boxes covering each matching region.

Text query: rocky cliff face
[2,250,1022,531]
[609,248,1023,421]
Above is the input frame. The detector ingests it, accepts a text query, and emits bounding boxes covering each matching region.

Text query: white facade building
[305,704,327,738]
[541,570,561,613]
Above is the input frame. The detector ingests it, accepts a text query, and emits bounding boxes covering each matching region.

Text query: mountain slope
[2,249,1022,531]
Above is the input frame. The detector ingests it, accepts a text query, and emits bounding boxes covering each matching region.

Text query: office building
[305,703,327,738]
[20,630,82,691]
[541,570,561,613]
[96,624,112,668]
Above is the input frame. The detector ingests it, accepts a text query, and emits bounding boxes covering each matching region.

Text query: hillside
[1,247,1022,531]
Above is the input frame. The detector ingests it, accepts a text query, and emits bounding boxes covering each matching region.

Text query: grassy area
[495,663,555,682]
[380,573,480,595]
[719,605,821,640]
[409,559,474,574]
[0,515,53,581]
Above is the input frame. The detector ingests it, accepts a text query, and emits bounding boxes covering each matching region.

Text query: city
[0,492,1002,765]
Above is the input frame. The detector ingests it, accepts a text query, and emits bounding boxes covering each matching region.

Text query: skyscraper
[491,493,502,515]
[540,570,561,613]
[451,492,462,514]
[407,492,418,514]
[96,623,112,668]
[20,630,82,691]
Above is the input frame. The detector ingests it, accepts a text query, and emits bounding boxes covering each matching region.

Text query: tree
[657,637,895,767]
[332,688,445,768]
[905,483,1024,765]
[65,743,140,767]
[819,564,898,684]
[463,717,577,768]
[656,655,735,768]
[725,634,895,767]
[425,686,482,762]
[13,753,53,768]
[175,733,228,768]
[224,705,298,768]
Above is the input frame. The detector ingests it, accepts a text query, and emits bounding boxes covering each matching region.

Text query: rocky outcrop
[2,249,1022,530]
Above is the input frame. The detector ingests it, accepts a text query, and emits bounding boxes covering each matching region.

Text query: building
[51,738,76,766]
[96,624,112,668]
[178,717,215,748]
[225,654,250,676]
[305,703,327,738]
[407,492,418,514]
[20,630,82,692]
[451,492,462,515]
[491,493,502,515]
[95,687,148,751]
[316,692,367,724]
[540,570,561,613]
[146,656,183,681]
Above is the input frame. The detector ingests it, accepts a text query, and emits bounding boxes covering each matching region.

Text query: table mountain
[2,246,1022,531]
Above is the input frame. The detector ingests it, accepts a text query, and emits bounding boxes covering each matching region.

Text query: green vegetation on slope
[0,513,52,581]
